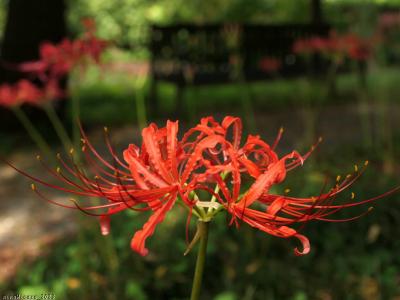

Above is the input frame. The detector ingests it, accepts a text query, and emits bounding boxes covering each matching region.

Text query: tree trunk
[311,0,323,24]
[1,0,67,82]
[0,0,67,133]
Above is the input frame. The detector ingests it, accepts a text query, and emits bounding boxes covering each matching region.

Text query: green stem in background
[97,232,120,300]
[12,106,54,160]
[69,75,92,297]
[190,221,210,300]
[135,77,147,129]
[70,83,81,155]
[299,78,317,150]
[356,61,372,149]
[76,216,94,299]
[236,60,256,132]
[44,103,73,153]
[239,81,256,132]
[377,90,394,174]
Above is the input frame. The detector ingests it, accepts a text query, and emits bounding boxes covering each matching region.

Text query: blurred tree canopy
[66,0,314,49]
[65,0,399,48]
[1,0,399,48]
[0,0,7,39]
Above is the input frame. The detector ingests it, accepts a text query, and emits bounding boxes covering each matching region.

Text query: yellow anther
[36,155,41,160]
[94,175,100,180]
[354,164,358,172]
[346,174,352,179]
[31,183,36,191]
[56,167,61,173]
[351,192,355,199]
[336,175,341,182]
[368,207,374,212]
[279,127,284,133]
[56,153,61,159]
[318,136,323,143]
[311,196,317,202]
[69,148,74,154]
[284,188,291,194]
[364,160,369,166]
[104,126,108,133]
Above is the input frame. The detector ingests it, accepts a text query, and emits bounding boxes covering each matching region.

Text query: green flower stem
[190,191,207,218]
[12,106,54,159]
[44,103,73,153]
[71,91,80,149]
[190,221,210,300]
[207,172,228,214]
[176,198,202,219]
[69,73,81,160]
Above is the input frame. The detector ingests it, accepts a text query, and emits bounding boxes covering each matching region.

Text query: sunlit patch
[0,165,18,180]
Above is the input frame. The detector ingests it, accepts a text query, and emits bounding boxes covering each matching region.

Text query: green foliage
[2,150,399,299]
[2,0,400,46]
[0,0,8,39]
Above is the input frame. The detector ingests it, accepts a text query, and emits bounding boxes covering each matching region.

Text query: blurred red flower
[15,80,44,105]
[17,18,108,82]
[293,31,374,62]
[259,57,282,73]
[0,79,64,108]
[1,18,108,107]
[0,84,16,107]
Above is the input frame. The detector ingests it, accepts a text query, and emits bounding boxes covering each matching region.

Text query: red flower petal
[131,195,176,256]
[142,126,174,183]
[293,234,310,256]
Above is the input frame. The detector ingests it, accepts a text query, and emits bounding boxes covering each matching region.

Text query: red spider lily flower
[343,34,373,61]
[293,31,374,62]
[0,79,64,107]
[17,18,108,81]
[79,18,109,64]
[5,117,399,256]
[42,79,64,100]
[81,17,97,34]
[15,80,44,105]
[378,12,400,30]
[293,37,328,55]
[258,57,282,73]
[0,80,45,107]
[0,84,16,107]
[16,40,75,80]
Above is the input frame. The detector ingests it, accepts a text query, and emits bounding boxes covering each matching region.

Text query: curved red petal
[293,234,310,256]
[130,196,176,256]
